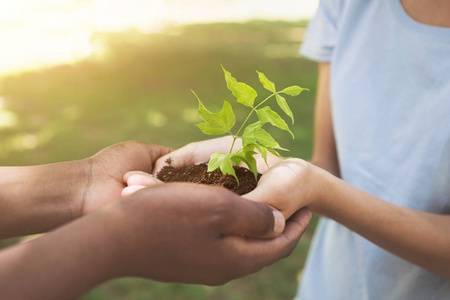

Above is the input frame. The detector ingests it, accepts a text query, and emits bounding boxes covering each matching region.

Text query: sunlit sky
[0,0,318,76]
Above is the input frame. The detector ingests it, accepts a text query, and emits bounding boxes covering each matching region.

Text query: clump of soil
[157,163,261,195]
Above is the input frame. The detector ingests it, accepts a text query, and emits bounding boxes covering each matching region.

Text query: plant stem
[229,136,238,154]
[236,93,275,136]
[254,93,276,110]
[228,93,275,154]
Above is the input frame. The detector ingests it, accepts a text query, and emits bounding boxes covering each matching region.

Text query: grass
[0,20,319,300]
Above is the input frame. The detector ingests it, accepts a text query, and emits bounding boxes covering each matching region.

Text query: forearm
[0,160,89,239]
[309,157,339,178]
[0,205,120,300]
[311,62,340,177]
[315,173,450,278]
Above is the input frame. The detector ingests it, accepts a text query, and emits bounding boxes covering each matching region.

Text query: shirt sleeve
[300,0,344,62]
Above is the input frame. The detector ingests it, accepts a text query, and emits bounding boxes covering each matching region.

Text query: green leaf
[256,106,294,138]
[267,147,282,158]
[241,121,263,147]
[208,152,226,172]
[242,123,287,151]
[233,154,258,181]
[275,93,294,124]
[219,155,237,183]
[208,153,238,183]
[194,91,235,135]
[222,65,257,107]
[256,71,276,93]
[254,143,268,166]
[255,144,284,163]
[280,86,309,96]
[231,145,258,180]
[254,128,287,150]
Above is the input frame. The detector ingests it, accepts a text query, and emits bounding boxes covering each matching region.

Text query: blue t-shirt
[296,0,450,299]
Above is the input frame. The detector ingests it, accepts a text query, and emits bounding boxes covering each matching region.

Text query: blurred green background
[0,20,319,299]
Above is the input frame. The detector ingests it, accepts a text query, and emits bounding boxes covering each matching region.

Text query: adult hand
[243,158,326,219]
[79,141,171,214]
[153,136,283,175]
[110,184,311,284]
[0,141,171,239]
[0,183,312,300]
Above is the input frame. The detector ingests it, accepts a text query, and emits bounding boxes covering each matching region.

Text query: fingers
[242,185,273,206]
[153,136,236,175]
[151,136,281,176]
[123,171,163,185]
[220,197,285,238]
[254,151,285,173]
[261,208,312,261]
[282,208,312,244]
[220,208,311,278]
[153,148,191,176]
[239,208,312,272]
[122,171,163,197]
[143,143,173,166]
[121,185,147,197]
[242,179,283,217]
[259,208,312,264]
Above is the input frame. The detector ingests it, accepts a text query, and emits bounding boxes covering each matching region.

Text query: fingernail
[272,210,285,234]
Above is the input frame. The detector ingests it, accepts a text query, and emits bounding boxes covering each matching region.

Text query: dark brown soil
[156,163,261,195]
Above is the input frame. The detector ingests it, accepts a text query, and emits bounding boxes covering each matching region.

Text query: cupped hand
[122,136,283,197]
[121,171,163,197]
[243,158,323,219]
[153,136,283,175]
[78,141,171,215]
[107,183,312,285]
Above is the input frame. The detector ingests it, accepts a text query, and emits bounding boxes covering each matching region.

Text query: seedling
[193,65,308,183]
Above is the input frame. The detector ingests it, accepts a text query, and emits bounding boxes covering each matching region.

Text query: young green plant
[193,65,308,183]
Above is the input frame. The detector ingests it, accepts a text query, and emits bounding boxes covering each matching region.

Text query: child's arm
[310,62,340,177]
[244,157,450,279]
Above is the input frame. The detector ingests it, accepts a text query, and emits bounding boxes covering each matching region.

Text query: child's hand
[121,171,163,197]
[243,158,325,219]
[153,136,283,175]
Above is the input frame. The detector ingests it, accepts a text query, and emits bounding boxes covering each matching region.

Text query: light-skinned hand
[243,158,326,219]
[153,136,283,175]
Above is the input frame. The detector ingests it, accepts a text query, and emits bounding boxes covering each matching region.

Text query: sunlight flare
[0,0,318,76]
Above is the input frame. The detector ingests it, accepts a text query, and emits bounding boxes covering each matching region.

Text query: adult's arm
[0,161,88,239]
[0,183,312,300]
[0,141,171,239]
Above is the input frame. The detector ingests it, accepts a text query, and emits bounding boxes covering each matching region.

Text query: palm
[153,136,283,175]
[82,142,171,214]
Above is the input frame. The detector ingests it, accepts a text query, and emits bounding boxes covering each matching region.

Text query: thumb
[221,197,285,239]
[153,145,195,176]
[153,136,238,175]
[242,179,279,213]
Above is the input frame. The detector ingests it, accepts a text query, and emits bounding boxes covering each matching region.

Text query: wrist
[0,160,92,238]
[69,158,93,218]
[40,159,93,222]
[309,156,341,178]
[306,163,338,213]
